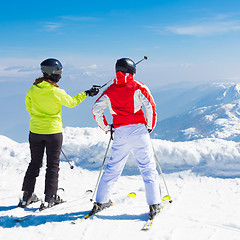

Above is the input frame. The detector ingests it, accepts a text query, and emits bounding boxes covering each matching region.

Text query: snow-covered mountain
[1,81,240,143]
[153,83,240,142]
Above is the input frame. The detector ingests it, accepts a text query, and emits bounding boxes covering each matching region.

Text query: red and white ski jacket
[92,71,157,132]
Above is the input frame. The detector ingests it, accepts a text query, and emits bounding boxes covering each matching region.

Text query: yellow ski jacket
[26,81,86,134]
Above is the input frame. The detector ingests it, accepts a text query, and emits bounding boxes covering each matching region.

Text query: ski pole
[90,135,112,202]
[151,140,172,203]
[61,149,74,169]
[94,56,148,90]
[135,56,148,65]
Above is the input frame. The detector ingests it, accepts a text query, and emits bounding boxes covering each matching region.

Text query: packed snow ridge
[1,127,240,178]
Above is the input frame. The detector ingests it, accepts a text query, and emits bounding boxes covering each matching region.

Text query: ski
[13,190,93,223]
[7,196,42,222]
[71,192,136,224]
[13,200,67,222]
[141,215,158,230]
[9,197,42,212]
[141,195,172,231]
[17,195,41,209]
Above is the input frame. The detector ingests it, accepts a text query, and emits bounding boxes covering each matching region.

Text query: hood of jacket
[113,71,134,85]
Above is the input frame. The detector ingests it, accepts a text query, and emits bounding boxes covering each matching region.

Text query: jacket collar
[33,78,59,88]
[114,71,134,85]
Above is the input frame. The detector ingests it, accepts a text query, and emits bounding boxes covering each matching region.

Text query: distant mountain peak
[220,83,240,103]
[154,82,240,142]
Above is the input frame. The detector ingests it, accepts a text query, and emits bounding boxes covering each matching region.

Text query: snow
[154,83,240,142]
[1,127,240,240]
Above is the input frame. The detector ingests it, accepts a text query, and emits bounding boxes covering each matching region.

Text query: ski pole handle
[135,56,148,65]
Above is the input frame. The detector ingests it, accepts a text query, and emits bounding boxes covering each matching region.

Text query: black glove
[110,124,115,140]
[85,86,99,97]
[148,129,152,133]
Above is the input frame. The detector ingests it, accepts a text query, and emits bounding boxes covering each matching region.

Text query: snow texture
[0,127,240,240]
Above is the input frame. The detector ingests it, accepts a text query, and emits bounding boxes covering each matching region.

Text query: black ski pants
[22,132,63,196]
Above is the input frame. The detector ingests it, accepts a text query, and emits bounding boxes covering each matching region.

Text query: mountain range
[153,83,240,142]
[1,81,240,142]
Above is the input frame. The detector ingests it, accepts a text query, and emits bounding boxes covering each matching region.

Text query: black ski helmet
[115,58,136,75]
[40,58,63,82]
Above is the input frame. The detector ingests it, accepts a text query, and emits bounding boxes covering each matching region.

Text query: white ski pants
[96,124,161,205]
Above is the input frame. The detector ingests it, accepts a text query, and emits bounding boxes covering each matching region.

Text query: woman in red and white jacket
[91,58,161,220]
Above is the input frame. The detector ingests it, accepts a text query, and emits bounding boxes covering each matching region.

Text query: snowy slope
[154,83,240,141]
[0,127,240,240]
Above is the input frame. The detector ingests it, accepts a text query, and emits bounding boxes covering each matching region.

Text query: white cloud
[88,64,98,69]
[165,20,240,36]
[148,14,240,37]
[40,15,100,33]
[0,65,36,79]
[0,58,41,81]
[42,22,63,31]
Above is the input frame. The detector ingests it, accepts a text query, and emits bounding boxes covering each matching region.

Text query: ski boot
[149,203,161,220]
[89,200,113,216]
[39,194,64,211]
[18,191,39,208]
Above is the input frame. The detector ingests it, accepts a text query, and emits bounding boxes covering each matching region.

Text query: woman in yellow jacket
[18,58,99,210]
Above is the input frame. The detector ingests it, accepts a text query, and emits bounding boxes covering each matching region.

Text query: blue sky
[1,0,240,142]
[1,0,240,89]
